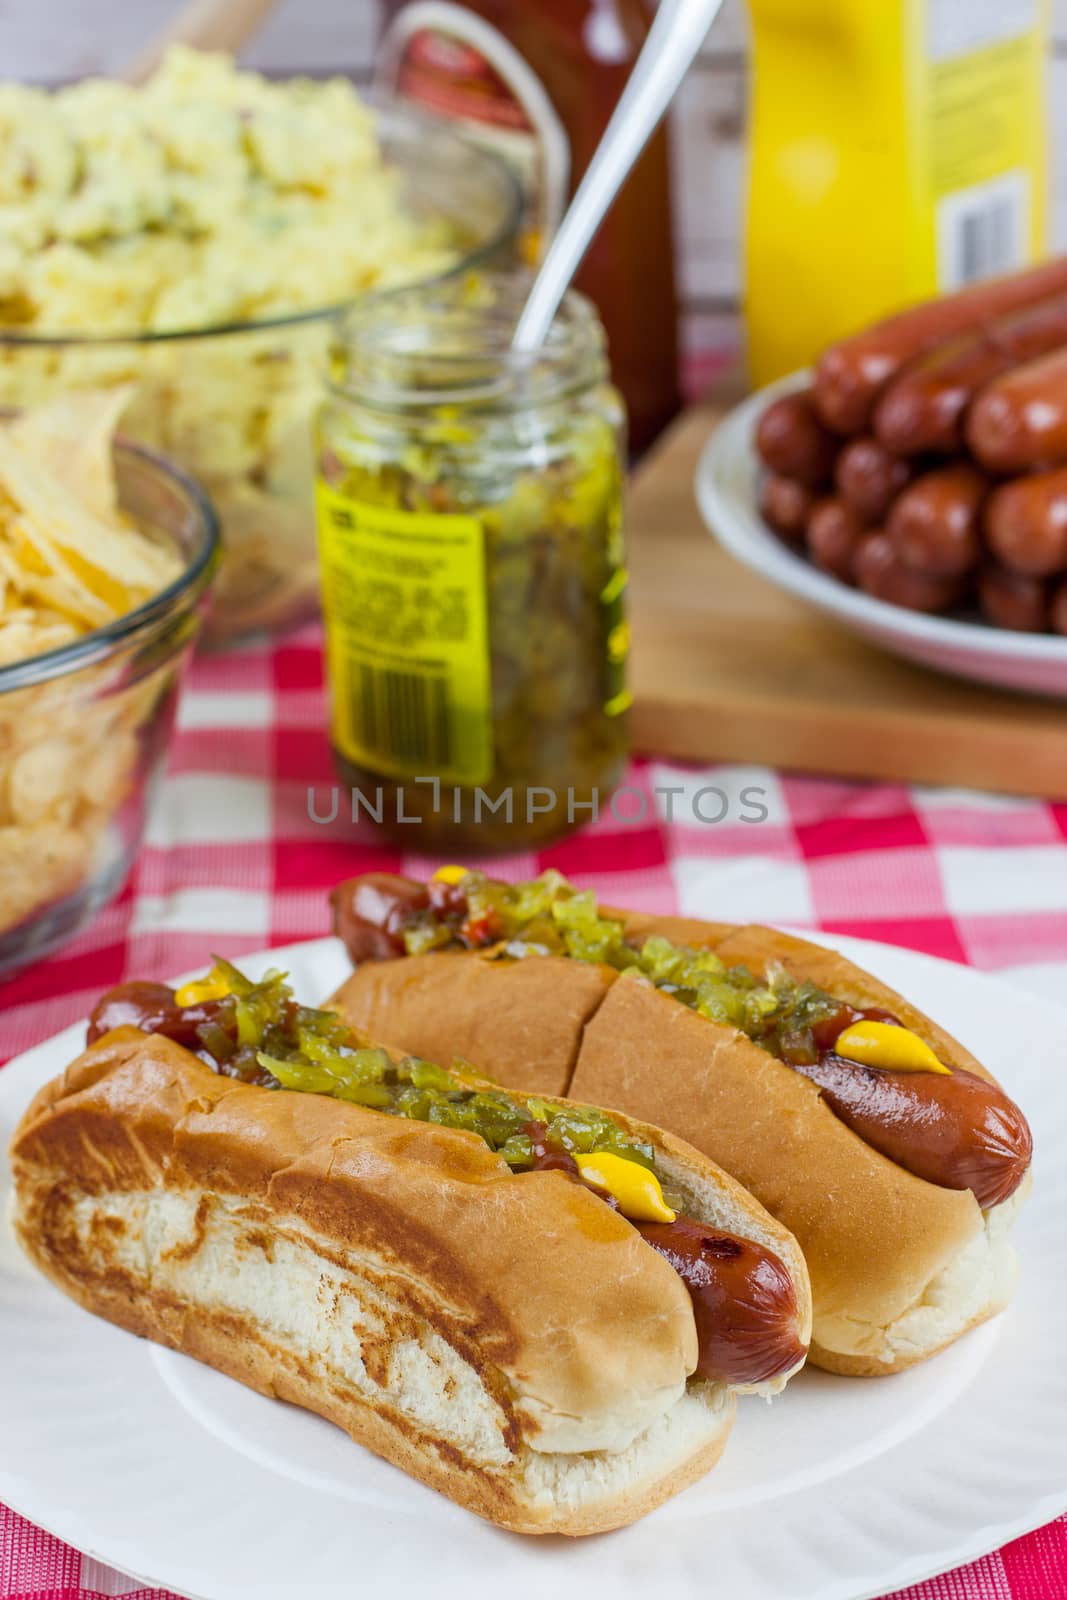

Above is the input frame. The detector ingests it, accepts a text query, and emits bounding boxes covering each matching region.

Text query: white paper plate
[2,933,1066,1600]
[696,374,1067,698]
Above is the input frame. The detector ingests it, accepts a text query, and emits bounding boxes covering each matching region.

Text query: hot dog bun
[328,944,613,1097]
[10,1026,809,1535]
[330,921,1028,1378]
[581,920,1029,1376]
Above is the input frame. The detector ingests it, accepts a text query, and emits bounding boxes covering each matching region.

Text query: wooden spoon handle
[121,0,280,83]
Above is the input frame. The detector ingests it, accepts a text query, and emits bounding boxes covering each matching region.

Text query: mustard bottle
[744,0,1049,386]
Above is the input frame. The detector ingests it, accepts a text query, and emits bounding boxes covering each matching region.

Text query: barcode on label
[315,483,494,785]
[344,661,452,772]
[937,174,1028,290]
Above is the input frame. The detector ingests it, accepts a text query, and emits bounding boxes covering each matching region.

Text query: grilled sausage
[853,531,964,612]
[874,289,1067,456]
[967,347,1067,472]
[835,436,913,522]
[758,474,817,543]
[887,465,987,577]
[330,873,431,961]
[985,468,1067,577]
[754,391,839,486]
[1053,578,1067,635]
[635,1217,807,1386]
[806,498,868,582]
[813,258,1067,435]
[978,564,1051,632]
[791,1053,1032,1211]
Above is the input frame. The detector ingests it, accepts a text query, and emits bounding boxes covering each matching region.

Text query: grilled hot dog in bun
[330,870,1032,1378]
[11,959,810,1536]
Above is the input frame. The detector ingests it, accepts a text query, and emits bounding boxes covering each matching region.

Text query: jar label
[314,483,493,785]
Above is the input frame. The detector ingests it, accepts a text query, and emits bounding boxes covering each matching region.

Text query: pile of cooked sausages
[754,258,1067,633]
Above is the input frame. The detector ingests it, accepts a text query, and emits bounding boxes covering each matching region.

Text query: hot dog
[967,347,1067,472]
[835,436,913,522]
[788,1047,1027,1206]
[11,959,811,1536]
[758,473,817,543]
[886,464,987,578]
[754,390,840,486]
[806,498,868,581]
[330,870,1032,1377]
[1053,578,1067,636]
[978,563,1052,632]
[874,289,1067,457]
[985,468,1067,577]
[813,258,1067,435]
[852,529,965,612]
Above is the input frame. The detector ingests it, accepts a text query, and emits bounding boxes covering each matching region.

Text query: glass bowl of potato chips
[0,391,218,976]
[0,50,521,647]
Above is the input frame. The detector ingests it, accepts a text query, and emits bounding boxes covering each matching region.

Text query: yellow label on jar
[314,483,493,785]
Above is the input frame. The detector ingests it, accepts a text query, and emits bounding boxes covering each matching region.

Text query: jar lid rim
[327,272,607,410]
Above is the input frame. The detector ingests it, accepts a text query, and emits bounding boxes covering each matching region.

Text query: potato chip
[0,389,182,659]
[0,389,188,939]
[7,385,133,519]
[0,818,94,930]
[78,732,138,813]
[7,736,80,825]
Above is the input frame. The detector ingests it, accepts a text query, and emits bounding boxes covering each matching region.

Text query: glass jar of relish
[314,273,629,852]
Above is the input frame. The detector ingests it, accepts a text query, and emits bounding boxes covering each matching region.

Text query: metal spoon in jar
[512,0,726,355]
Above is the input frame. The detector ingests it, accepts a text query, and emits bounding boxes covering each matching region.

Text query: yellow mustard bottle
[744,0,1049,386]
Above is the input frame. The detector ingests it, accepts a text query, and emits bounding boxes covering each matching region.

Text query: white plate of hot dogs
[697,374,1067,699]
[2,930,1067,1600]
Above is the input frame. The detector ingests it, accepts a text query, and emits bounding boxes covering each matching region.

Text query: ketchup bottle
[378,0,682,453]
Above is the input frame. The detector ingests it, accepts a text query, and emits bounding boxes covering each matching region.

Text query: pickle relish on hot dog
[90,958,661,1184]
[87,959,808,1389]
[330,869,1033,1376]
[331,867,1032,1213]
[338,865,902,1064]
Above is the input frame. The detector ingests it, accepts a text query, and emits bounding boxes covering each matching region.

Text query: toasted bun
[330,924,1028,1377]
[10,1027,807,1533]
[570,977,1020,1375]
[336,949,610,1096]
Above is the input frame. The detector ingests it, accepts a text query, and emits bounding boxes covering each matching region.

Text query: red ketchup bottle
[378,0,682,453]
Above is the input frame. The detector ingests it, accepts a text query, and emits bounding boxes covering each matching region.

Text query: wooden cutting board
[627,401,1067,799]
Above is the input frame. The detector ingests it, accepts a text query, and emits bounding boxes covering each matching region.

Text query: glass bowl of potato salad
[0,48,521,645]
[0,391,218,975]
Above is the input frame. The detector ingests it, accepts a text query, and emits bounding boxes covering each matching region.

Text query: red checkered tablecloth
[3,622,1067,1600]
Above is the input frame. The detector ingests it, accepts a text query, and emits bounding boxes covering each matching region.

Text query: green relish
[184,958,654,1175]
[404,870,846,1062]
